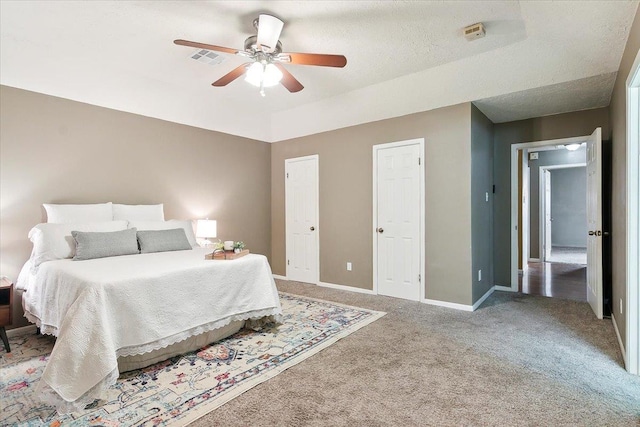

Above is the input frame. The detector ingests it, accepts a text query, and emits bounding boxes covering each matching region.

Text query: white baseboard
[472,286,495,311]
[6,324,37,338]
[528,258,541,262]
[275,275,376,295]
[495,285,516,292]
[423,298,474,312]
[317,281,376,295]
[279,276,496,313]
[612,313,627,368]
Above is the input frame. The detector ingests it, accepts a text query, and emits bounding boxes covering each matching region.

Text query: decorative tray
[205,249,250,260]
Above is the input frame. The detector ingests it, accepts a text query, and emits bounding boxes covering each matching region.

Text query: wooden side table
[0,277,13,353]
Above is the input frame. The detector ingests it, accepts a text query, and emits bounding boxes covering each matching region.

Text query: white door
[544,169,552,261]
[586,128,603,319]
[374,141,422,301]
[285,155,319,284]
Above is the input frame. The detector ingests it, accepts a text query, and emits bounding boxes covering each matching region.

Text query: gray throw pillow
[137,228,192,254]
[72,228,139,260]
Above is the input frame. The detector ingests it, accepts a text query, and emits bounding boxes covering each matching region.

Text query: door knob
[377,228,384,233]
[310,226,315,231]
[588,231,595,236]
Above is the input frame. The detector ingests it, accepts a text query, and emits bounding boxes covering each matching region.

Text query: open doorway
[540,163,588,265]
[518,145,588,302]
[505,129,605,319]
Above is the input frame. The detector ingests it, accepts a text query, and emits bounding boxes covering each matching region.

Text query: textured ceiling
[0,1,637,142]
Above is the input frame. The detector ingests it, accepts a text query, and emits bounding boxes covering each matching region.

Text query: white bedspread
[21,248,282,413]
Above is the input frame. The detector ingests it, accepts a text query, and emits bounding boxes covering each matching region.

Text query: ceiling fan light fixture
[256,14,284,53]
[245,62,283,88]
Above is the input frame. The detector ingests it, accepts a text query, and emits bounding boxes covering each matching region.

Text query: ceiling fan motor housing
[244,35,283,55]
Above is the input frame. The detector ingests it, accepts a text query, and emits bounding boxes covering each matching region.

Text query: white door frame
[285,154,320,284]
[503,135,589,292]
[372,138,426,301]
[521,158,530,269]
[538,163,587,262]
[625,49,640,375]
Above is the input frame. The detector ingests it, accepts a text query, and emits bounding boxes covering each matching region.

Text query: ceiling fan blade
[212,63,250,87]
[174,39,238,55]
[275,64,304,93]
[282,52,347,68]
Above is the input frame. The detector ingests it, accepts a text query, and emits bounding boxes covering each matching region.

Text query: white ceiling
[1,1,637,142]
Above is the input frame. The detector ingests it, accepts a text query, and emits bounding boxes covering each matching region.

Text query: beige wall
[271,103,475,305]
[0,86,271,328]
[609,7,640,348]
[492,107,611,285]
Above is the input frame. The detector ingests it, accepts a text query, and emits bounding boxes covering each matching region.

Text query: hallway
[519,262,587,302]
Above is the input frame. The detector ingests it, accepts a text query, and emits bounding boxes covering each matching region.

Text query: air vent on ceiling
[463,23,486,41]
[190,49,225,66]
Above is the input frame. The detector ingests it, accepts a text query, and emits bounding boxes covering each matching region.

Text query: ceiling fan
[174,14,347,96]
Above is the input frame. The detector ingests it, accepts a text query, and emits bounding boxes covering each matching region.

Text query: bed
[17,237,282,413]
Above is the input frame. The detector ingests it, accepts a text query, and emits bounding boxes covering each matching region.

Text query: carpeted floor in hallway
[191,280,640,426]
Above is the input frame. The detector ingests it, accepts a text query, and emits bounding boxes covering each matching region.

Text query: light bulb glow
[244,62,283,88]
[245,62,264,87]
[263,64,283,86]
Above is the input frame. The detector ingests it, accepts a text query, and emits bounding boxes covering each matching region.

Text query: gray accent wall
[550,167,587,248]
[493,108,610,286]
[471,104,495,304]
[528,147,586,258]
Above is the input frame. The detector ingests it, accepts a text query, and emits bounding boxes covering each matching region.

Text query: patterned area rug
[1,292,385,426]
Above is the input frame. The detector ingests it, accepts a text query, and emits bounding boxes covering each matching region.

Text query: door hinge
[286,172,289,178]
[418,274,421,283]
[418,157,421,165]
[287,259,290,265]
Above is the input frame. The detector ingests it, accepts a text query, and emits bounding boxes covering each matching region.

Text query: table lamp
[196,219,217,247]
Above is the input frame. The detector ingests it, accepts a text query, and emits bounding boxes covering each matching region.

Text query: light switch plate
[529,152,539,160]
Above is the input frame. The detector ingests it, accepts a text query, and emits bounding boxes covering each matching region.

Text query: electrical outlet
[478,270,482,281]
[347,262,352,271]
[620,298,623,314]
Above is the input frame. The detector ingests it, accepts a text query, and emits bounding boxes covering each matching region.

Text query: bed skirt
[117,320,244,372]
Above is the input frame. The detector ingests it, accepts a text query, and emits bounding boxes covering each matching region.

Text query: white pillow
[29,221,128,268]
[128,220,198,247]
[44,202,113,223]
[113,204,164,221]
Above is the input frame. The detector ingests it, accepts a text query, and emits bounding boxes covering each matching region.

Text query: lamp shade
[196,219,217,238]
[256,14,284,52]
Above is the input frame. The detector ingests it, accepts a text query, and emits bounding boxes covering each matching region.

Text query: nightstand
[0,277,13,353]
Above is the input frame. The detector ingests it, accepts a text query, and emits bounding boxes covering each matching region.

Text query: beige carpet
[191,280,640,427]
